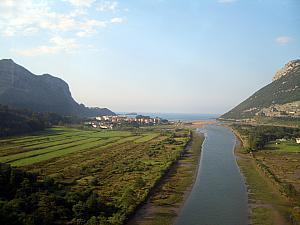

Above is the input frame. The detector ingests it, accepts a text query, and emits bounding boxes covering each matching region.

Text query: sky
[0,0,299,114]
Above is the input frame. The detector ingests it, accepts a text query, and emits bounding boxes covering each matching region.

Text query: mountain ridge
[220,60,300,120]
[0,59,115,117]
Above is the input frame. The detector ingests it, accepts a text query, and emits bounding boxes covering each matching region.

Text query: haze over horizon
[0,0,299,114]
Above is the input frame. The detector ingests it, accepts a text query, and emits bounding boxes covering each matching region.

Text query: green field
[265,141,300,153]
[0,126,191,224]
[0,127,138,166]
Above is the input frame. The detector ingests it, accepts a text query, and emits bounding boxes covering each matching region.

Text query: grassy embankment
[0,126,191,224]
[127,131,204,225]
[233,127,300,225]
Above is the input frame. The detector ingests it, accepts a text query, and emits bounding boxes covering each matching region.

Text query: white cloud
[110,17,123,23]
[12,36,79,56]
[0,0,50,37]
[1,0,125,56]
[39,13,77,32]
[76,19,108,37]
[218,0,237,4]
[96,1,118,11]
[275,36,293,45]
[3,28,15,37]
[0,0,15,7]
[23,27,39,36]
[0,0,124,37]
[64,0,96,8]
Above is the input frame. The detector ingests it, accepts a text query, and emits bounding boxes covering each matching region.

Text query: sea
[117,112,219,122]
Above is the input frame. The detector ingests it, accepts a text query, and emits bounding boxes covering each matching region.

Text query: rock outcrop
[273,59,300,81]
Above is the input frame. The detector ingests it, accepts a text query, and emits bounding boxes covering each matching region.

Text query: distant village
[256,101,300,118]
[84,114,169,129]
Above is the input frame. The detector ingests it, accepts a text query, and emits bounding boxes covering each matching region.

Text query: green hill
[221,60,300,120]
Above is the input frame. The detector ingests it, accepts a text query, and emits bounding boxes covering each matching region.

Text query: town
[84,114,169,129]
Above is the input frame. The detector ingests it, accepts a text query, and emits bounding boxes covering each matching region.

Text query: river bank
[232,127,297,225]
[126,121,210,225]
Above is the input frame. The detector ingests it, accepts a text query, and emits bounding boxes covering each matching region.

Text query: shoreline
[232,131,251,225]
[126,120,213,225]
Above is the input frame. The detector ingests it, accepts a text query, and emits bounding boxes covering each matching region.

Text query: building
[296,138,300,144]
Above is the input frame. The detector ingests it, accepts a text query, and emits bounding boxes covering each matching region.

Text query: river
[176,124,248,225]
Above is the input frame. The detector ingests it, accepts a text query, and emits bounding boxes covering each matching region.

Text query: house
[296,138,300,144]
[276,138,287,142]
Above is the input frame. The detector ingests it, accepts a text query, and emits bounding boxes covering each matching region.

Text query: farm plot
[0,130,103,158]
[0,128,91,149]
[0,127,138,167]
[0,137,101,164]
[0,135,91,157]
[134,133,159,143]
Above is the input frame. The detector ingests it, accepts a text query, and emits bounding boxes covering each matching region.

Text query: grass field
[0,126,191,224]
[265,141,300,153]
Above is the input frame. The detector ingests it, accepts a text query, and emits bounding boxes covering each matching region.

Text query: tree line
[0,163,124,225]
[0,105,81,137]
[232,124,300,151]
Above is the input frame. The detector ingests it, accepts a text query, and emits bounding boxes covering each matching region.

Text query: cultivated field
[0,126,190,224]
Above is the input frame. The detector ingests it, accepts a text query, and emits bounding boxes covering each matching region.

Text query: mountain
[220,60,300,120]
[0,59,115,117]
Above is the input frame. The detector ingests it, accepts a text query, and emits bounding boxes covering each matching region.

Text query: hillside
[221,60,300,120]
[0,59,115,117]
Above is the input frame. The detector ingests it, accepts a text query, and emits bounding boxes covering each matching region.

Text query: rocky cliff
[273,60,300,81]
[0,59,115,117]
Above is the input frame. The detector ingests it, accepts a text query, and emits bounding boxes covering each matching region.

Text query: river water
[176,125,248,225]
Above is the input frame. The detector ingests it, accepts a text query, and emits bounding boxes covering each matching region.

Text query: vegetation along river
[176,124,248,225]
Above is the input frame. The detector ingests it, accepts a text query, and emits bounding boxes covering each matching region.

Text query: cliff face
[0,59,115,117]
[273,60,300,81]
[221,59,300,120]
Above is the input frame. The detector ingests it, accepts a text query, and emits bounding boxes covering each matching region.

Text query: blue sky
[0,0,299,114]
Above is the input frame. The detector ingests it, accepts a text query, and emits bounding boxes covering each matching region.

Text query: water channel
[176,125,248,225]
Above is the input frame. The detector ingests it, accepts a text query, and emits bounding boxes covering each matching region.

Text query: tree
[119,187,137,213]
